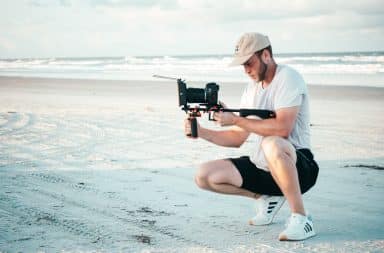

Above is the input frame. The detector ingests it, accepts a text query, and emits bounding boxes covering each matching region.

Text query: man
[184,32,319,241]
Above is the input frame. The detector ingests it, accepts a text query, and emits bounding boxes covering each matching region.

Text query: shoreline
[1,75,383,102]
[1,75,384,90]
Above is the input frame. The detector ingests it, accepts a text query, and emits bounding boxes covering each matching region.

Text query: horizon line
[1,50,384,60]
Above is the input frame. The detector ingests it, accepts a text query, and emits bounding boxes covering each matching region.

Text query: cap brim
[228,53,254,67]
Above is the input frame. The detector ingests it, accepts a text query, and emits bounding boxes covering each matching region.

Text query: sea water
[1,51,383,87]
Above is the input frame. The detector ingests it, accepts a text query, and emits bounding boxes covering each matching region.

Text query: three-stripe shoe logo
[304,222,313,233]
[267,201,278,214]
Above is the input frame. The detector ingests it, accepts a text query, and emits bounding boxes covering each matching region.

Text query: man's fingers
[213,112,221,122]
[219,101,228,109]
[212,112,218,121]
[184,118,191,131]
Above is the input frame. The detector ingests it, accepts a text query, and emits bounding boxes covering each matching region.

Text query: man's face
[242,52,267,82]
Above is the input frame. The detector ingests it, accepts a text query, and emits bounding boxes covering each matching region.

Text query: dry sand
[0,76,383,252]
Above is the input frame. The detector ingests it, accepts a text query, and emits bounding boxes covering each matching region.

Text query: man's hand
[213,101,238,127]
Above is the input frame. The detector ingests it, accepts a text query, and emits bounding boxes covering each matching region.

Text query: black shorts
[229,149,319,195]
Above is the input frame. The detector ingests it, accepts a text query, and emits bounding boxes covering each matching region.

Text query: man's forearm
[233,116,289,138]
[198,127,245,148]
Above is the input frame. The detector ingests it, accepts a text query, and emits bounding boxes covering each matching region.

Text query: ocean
[1,51,383,87]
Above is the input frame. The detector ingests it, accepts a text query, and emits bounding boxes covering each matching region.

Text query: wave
[1,52,383,87]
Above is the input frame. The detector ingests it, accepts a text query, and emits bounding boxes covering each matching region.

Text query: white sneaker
[279,213,316,241]
[249,195,285,226]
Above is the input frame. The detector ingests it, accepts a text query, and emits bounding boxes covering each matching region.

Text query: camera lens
[205,83,219,104]
[186,88,205,103]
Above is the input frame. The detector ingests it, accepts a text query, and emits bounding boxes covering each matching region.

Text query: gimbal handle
[189,117,198,138]
[187,109,201,138]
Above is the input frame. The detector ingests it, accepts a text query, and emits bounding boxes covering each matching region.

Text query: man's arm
[214,106,300,138]
[184,118,249,147]
[233,106,299,138]
[199,126,250,148]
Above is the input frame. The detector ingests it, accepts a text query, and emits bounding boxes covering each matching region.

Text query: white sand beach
[0,76,383,252]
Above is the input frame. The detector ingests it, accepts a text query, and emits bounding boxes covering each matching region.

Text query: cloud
[90,0,178,9]
[28,0,49,7]
[28,0,61,7]
[1,0,383,57]
[59,0,71,7]
[175,0,384,23]
[0,37,15,52]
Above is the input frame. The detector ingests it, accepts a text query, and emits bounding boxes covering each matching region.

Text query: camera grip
[190,117,198,137]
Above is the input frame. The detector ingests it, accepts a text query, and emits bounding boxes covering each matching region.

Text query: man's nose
[244,65,251,74]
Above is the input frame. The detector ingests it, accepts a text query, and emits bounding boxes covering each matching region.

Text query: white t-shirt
[239,65,311,171]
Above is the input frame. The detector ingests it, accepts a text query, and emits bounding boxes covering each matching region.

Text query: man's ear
[262,50,271,63]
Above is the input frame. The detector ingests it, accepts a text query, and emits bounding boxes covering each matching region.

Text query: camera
[178,81,219,107]
[153,74,275,138]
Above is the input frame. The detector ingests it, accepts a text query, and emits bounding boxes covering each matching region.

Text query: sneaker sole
[279,232,316,241]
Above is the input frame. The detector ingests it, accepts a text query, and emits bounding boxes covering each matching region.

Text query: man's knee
[194,162,212,190]
[195,160,243,190]
[261,136,296,163]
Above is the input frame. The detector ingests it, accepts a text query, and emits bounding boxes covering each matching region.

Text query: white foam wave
[1,53,383,87]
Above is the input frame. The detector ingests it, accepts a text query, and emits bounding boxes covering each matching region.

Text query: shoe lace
[284,214,302,228]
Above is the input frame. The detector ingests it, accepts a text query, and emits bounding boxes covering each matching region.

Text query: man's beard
[258,61,268,82]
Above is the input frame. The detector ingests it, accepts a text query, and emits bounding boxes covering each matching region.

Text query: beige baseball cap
[229,32,271,66]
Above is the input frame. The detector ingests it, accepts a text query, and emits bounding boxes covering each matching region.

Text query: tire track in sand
[5,171,212,249]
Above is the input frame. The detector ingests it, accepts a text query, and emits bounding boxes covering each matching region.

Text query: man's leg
[194,159,260,199]
[196,158,285,226]
[261,136,305,216]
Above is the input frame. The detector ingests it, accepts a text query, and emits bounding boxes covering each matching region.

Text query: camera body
[178,80,219,107]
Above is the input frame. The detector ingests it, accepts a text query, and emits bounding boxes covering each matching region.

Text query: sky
[0,0,384,58]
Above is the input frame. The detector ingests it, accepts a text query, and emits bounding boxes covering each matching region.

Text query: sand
[0,76,383,252]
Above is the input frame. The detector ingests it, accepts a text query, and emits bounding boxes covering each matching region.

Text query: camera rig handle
[228,108,276,119]
[186,107,201,138]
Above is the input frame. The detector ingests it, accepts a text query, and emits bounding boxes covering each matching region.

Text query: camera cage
[153,74,276,138]
[177,79,187,107]
[177,79,219,109]
[153,74,276,119]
